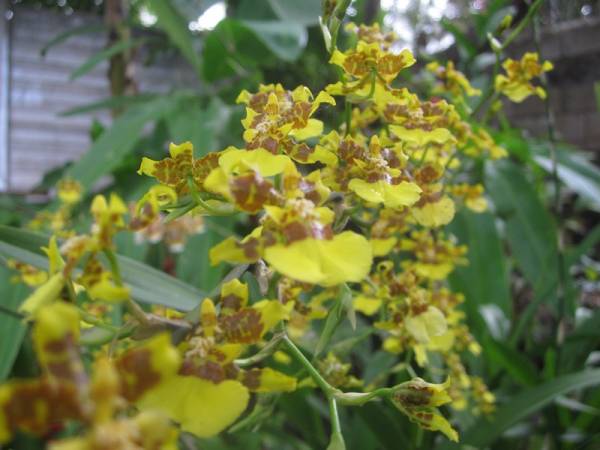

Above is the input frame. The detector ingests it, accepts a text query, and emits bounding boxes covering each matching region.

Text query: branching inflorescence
[1,17,551,450]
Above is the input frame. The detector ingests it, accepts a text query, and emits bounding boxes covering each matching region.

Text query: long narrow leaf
[40,24,106,56]
[147,0,203,79]
[60,94,157,117]
[70,38,146,81]
[437,369,600,449]
[0,226,203,311]
[66,95,180,191]
[0,267,28,381]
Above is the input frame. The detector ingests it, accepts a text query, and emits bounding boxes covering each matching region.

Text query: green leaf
[0,226,203,311]
[485,160,559,302]
[436,369,600,449]
[266,0,322,25]
[146,0,203,79]
[66,95,180,191]
[40,24,106,57]
[241,20,307,61]
[532,143,600,212]
[60,94,157,117]
[70,38,146,81]
[202,18,307,81]
[448,210,511,327]
[566,224,600,268]
[440,19,477,60]
[482,335,539,386]
[0,267,28,381]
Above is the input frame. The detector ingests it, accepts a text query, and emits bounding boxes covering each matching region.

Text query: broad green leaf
[436,369,600,449]
[146,0,203,79]
[267,0,322,25]
[485,160,559,304]
[70,38,146,81]
[202,18,307,81]
[242,20,307,61]
[0,226,203,311]
[40,23,106,56]
[0,267,28,381]
[60,94,157,117]
[66,95,180,191]
[202,18,271,82]
[532,144,600,212]
[448,210,511,326]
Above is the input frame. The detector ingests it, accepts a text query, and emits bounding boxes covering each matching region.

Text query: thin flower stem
[500,0,545,52]
[327,396,346,449]
[532,15,567,357]
[104,248,150,326]
[282,334,337,396]
[473,0,546,117]
[235,332,285,367]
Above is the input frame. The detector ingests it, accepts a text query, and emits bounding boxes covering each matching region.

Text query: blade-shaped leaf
[448,210,511,330]
[532,143,600,212]
[0,226,203,311]
[485,160,559,304]
[66,95,180,191]
[60,94,157,117]
[147,0,203,79]
[0,267,28,381]
[40,23,106,57]
[436,369,600,449]
[70,38,146,81]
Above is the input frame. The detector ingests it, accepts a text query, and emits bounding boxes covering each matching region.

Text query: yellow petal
[389,125,454,146]
[289,118,324,141]
[412,197,455,228]
[252,299,292,335]
[169,141,193,158]
[353,295,382,316]
[138,376,249,438]
[137,157,158,176]
[218,148,292,177]
[263,232,372,286]
[32,302,80,370]
[241,367,297,392]
[42,236,64,275]
[19,272,65,316]
[349,179,421,208]
[405,307,447,343]
[87,278,130,302]
[371,237,397,257]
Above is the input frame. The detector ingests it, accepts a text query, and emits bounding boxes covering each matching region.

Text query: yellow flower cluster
[495,52,553,102]
[2,19,552,447]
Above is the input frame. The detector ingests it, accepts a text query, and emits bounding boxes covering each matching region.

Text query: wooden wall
[1,6,196,192]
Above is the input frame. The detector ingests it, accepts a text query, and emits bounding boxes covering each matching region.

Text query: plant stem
[472,0,546,118]
[104,249,150,326]
[283,334,337,396]
[235,332,284,367]
[327,396,346,449]
[532,14,567,362]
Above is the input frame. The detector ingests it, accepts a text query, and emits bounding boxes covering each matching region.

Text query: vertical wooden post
[104,0,137,116]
